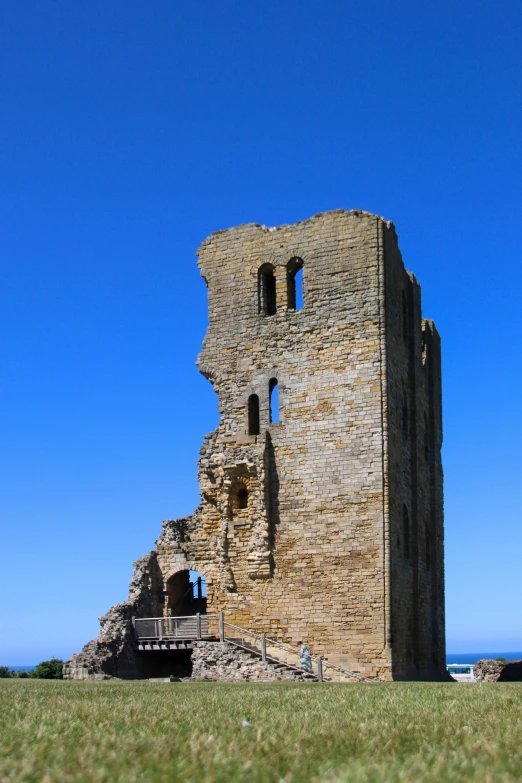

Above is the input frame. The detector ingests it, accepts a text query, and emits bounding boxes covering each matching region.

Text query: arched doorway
[165,569,207,617]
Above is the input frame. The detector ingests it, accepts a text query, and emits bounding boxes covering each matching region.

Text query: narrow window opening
[422,330,428,365]
[286,257,304,310]
[402,290,409,343]
[248,394,260,436]
[231,482,249,513]
[402,394,409,440]
[425,523,431,570]
[403,505,410,559]
[259,264,277,316]
[424,413,429,463]
[269,378,279,423]
[237,488,248,509]
[294,267,303,309]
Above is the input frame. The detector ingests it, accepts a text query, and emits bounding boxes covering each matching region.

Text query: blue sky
[1,0,521,663]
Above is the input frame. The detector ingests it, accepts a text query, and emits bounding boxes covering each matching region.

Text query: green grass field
[1,680,521,782]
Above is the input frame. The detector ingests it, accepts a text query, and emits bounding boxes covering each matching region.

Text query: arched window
[248,394,260,436]
[258,264,277,316]
[269,377,279,423]
[230,482,249,513]
[166,569,207,615]
[403,505,410,559]
[286,257,303,310]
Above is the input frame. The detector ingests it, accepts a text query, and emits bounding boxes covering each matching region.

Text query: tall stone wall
[190,211,388,679]
[66,210,446,681]
[382,223,445,679]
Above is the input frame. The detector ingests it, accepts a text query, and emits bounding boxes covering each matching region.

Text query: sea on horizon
[446,652,522,665]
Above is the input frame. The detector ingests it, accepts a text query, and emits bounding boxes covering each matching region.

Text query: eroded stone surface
[65,210,446,681]
[63,552,163,680]
[190,642,307,682]
[474,659,522,682]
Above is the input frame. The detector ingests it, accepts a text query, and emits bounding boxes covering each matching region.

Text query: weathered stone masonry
[64,209,446,681]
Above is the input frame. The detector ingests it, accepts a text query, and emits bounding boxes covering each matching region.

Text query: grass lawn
[1,680,521,782]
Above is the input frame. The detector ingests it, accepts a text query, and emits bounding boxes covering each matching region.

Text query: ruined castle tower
[65,210,445,681]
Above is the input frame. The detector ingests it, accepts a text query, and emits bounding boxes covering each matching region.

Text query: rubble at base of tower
[65,210,447,682]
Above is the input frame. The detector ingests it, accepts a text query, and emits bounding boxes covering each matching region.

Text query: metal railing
[132,612,380,682]
[133,614,218,641]
[218,614,380,683]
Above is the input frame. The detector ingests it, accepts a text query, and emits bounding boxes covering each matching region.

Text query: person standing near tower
[298,641,312,673]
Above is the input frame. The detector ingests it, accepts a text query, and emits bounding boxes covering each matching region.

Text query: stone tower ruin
[65,210,445,681]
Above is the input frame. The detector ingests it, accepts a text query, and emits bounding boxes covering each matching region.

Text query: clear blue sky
[1,0,521,664]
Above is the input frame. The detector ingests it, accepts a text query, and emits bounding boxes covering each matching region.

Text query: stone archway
[164,569,207,617]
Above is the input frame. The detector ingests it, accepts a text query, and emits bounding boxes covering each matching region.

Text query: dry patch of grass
[1,680,521,782]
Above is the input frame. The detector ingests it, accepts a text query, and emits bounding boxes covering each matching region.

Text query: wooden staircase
[133,613,381,683]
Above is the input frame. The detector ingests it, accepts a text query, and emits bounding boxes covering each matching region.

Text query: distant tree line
[0,658,64,679]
